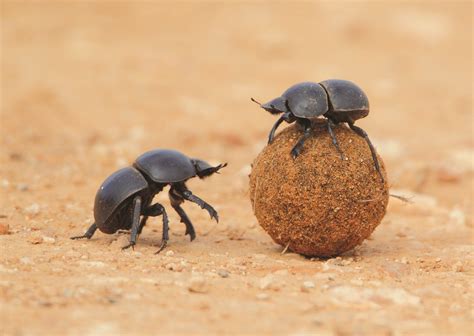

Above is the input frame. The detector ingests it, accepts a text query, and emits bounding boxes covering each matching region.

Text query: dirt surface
[1,2,473,335]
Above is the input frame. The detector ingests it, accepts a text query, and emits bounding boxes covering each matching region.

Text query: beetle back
[134,149,196,183]
[320,79,369,120]
[282,82,329,118]
[94,167,148,229]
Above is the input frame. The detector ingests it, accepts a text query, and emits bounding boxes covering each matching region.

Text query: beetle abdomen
[282,82,329,118]
[94,167,148,227]
[97,200,135,234]
[320,79,369,115]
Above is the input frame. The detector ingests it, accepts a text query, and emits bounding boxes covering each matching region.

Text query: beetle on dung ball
[71,149,227,254]
[251,79,384,182]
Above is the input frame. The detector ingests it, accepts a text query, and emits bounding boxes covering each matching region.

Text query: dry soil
[1,2,473,335]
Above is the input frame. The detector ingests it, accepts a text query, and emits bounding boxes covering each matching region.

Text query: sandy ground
[1,2,473,335]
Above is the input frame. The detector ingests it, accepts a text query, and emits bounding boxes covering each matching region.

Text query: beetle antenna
[250,97,262,106]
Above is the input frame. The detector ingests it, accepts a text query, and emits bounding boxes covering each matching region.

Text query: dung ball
[249,120,389,257]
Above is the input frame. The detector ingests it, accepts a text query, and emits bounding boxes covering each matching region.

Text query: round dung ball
[249,119,389,257]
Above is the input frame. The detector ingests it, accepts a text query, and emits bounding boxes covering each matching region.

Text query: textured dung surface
[249,120,389,257]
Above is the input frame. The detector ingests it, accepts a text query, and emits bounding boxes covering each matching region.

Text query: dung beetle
[71,149,227,253]
[252,79,383,182]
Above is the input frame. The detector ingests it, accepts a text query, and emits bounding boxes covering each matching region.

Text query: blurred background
[1,1,472,335]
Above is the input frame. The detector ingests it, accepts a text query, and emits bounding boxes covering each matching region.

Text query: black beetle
[71,149,227,253]
[252,79,383,182]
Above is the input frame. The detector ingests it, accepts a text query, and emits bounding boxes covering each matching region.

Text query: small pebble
[256,293,269,300]
[341,259,352,266]
[217,269,229,278]
[301,281,315,292]
[0,223,9,235]
[79,261,106,268]
[24,203,40,216]
[20,257,32,265]
[239,165,251,176]
[452,261,464,272]
[188,276,209,294]
[28,235,43,244]
[165,250,175,257]
[42,236,56,244]
[17,183,29,192]
[435,258,442,263]
[165,263,184,272]
[259,275,281,290]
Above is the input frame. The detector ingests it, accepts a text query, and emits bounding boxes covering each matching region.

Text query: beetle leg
[268,112,294,144]
[137,216,148,235]
[141,202,166,236]
[155,206,169,254]
[348,122,384,183]
[290,119,312,159]
[268,115,285,144]
[144,203,169,254]
[70,223,98,240]
[169,189,196,241]
[122,196,142,250]
[327,119,345,160]
[181,190,219,223]
[140,202,170,253]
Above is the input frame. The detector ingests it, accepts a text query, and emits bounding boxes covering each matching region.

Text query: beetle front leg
[70,223,98,240]
[122,196,142,250]
[290,118,312,159]
[348,122,384,183]
[181,190,219,223]
[169,190,196,241]
[268,112,294,144]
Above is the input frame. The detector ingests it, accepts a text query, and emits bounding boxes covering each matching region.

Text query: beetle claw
[290,148,300,159]
[185,228,196,241]
[155,240,168,254]
[121,241,135,251]
[70,235,90,240]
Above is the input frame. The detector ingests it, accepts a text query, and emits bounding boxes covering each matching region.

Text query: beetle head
[192,159,228,179]
[251,97,287,115]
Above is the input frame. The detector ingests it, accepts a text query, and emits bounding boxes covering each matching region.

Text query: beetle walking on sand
[71,149,227,253]
[252,80,384,182]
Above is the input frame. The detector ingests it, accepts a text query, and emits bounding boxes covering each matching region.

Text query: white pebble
[165,250,175,257]
[20,257,32,265]
[301,281,315,292]
[217,269,229,278]
[42,236,56,244]
[256,293,269,300]
[188,276,208,294]
[24,203,40,216]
